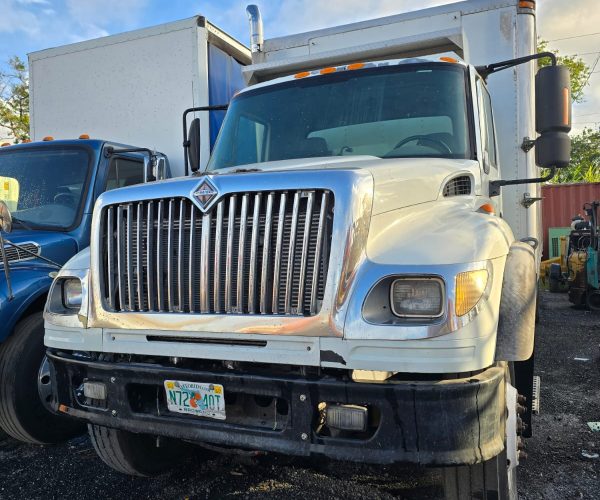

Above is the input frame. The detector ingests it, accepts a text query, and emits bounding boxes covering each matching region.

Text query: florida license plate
[163,380,226,420]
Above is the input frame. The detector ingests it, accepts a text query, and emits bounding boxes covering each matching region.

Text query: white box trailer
[29,17,251,176]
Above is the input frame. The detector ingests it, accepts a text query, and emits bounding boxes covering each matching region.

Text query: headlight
[390,277,444,318]
[455,269,488,316]
[62,278,83,310]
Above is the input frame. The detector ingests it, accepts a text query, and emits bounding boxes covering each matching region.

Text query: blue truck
[0,138,169,443]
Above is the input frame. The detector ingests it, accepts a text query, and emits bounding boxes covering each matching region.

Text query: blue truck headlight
[61,278,82,310]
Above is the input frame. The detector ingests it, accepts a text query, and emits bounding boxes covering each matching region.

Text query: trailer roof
[29,16,250,65]
[263,0,519,53]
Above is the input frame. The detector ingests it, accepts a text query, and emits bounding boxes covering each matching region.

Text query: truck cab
[43,1,572,497]
[0,138,169,444]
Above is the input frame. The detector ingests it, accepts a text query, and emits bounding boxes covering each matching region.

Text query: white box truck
[29,16,251,176]
[43,1,572,498]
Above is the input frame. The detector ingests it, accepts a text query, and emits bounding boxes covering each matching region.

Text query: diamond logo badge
[193,177,219,212]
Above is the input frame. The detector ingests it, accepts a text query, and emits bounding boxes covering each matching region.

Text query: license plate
[163,380,226,420]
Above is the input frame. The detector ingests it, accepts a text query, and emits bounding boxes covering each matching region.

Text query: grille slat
[272,193,287,314]
[116,205,126,311]
[106,207,115,310]
[225,196,236,313]
[214,201,224,313]
[136,203,143,311]
[101,190,333,317]
[200,210,211,313]
[248,193,261,314]
[237,194,249,313]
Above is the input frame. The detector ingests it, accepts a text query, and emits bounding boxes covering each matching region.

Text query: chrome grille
[443,175,472,197]
[100,190,334,316]
[1,242,39,264]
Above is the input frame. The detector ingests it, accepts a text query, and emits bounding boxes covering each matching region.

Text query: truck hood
[206,156,480,215]
[2,229,78,271]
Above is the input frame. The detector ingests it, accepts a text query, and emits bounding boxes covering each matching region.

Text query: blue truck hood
[3,229,79,271]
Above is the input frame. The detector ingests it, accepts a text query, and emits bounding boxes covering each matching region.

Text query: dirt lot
[0,291,598,499]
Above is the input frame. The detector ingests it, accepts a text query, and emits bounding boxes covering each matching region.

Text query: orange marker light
[0,143,10,147]
[440,56,458,63]
[58,404,69,413]
[347,62,365,70]
[22,139,31,143]
[294,71,310,79]
[518,0,535,9]
[478,203,496,215]
[320,67,336,74]
[42,136,54,141]
[79,134,90,139]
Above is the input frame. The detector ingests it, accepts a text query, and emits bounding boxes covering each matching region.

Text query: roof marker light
[79,134,90,139]
[42,136,54,141]
[294,71,310,79]
[347,62,365,70]
[0,143,10,147]
[440,56,458,63]
[319,67,336,74]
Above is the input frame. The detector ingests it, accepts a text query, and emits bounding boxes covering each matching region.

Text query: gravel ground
[0,291,598,499]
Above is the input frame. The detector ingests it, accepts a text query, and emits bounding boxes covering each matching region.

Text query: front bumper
[48,350,506,466]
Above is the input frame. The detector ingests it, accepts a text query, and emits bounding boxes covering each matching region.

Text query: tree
[538,40,590,104]
[0,56,29,143]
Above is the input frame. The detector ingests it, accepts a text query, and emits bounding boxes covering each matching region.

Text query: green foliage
[548,128,600,184]
[538,40,590,104]
[0,56,29,142]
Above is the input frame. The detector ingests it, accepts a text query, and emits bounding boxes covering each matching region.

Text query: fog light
[326,404,368,432]
[83,381,107,400]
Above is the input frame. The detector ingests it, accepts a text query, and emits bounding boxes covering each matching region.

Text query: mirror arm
[0,232,13,301]
[476,52,557,80]
[489,167,556,197]
[182,104,228,176]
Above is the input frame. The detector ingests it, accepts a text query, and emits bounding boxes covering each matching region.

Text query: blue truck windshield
[0,147,90,230]
[208,63,472,170]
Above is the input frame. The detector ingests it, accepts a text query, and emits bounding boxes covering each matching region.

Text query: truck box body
[29,17,251,176]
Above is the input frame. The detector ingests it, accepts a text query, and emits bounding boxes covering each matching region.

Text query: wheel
[88,424,186,476]
[0,312,85,444]
[586,289,600,311]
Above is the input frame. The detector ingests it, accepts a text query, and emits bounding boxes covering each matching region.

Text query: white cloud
[0,0,43,36]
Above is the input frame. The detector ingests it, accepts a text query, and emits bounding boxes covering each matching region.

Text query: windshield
[0,147,91,230]
[208,63,472,171]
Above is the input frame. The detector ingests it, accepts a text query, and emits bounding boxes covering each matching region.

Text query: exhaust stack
[246,5,263,53]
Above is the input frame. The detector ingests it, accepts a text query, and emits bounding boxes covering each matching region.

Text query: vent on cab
[443,176,472,197]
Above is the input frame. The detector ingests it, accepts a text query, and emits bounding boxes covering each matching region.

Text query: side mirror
[188,118,201,173]
[535,65,572,168]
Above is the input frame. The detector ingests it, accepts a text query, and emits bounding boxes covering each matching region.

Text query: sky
[0,0,599,135]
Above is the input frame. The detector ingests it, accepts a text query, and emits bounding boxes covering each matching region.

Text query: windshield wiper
[11,216,35,231]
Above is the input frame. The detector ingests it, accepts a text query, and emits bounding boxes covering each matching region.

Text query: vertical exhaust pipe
[246,5,263,53]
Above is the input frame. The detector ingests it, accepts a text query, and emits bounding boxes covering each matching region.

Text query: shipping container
[541,181,600,258]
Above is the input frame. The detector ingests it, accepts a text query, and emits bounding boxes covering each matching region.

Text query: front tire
[88,424,185,476]
[0,312,84,444]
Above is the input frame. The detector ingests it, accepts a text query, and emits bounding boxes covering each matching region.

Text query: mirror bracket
[521,137,536,153]
[489,167,556,197]
[182,104,228,176]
